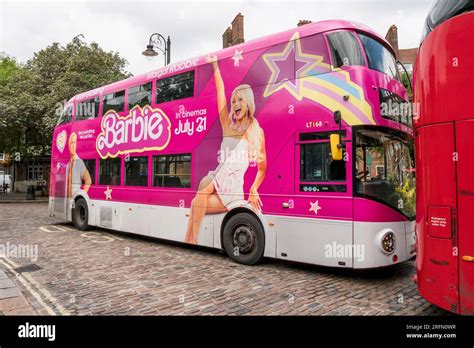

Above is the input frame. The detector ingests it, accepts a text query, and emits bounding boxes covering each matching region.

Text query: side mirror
[330,134,343,161]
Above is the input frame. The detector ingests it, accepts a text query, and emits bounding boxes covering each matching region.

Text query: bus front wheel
[223,213,265,265]
[72,198,90,231]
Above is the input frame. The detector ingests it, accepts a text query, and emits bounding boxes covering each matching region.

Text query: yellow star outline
[263,32,327,101]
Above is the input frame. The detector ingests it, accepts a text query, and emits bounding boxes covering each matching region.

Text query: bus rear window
[103,90,125,114]
[76,97,100,121]
[326,31,365,68]
[156,71,194,104]
[358,34,398,78]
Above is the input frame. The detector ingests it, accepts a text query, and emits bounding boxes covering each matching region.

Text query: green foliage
[0,56,22,85]
[0,35,131,158]
[400,71,413,101]
[395,178,416,217]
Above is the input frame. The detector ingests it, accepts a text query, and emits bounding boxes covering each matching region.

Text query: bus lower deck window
[99,158,121,186]
[153,154,191,188]
[125,156,148,187]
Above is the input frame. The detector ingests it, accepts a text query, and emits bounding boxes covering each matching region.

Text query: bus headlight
[381,231,396,254]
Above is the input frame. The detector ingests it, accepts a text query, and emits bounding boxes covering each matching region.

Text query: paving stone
[0,296,31,311]
[0,203,449,316]
[3,306,37,315]
[0,287,21,300]
[0,279,16,289]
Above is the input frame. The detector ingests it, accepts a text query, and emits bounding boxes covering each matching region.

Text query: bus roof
[72,19,392,103]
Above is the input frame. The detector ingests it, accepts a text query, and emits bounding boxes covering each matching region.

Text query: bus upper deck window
[76,97,100,121]
[128,82,152,109]
[57,105,73,125]
[156,71,195,104]
[327,31,365,69]
[103,90,125,114]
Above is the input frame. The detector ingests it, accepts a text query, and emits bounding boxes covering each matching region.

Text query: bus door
[416,122,459,313]
[455,119,474,315]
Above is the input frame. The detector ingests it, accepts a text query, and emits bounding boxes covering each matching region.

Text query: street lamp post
[142,33,171,66]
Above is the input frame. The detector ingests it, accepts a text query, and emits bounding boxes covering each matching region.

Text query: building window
[99,158,121,186]
[83,159,96,185]
[300,143,346,182]
[103,90,125,114]
[0,151,4,161]
[128,82,152,109]
[327,31,365,68]
[153,154,191,188]
[76,97,100,121]
[28,161,43,180]
[376,165,385,177]
[156,71,194,104]
[125,156,148,186]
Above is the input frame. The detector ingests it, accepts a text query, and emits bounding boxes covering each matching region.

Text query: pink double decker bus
[49,20,415,267]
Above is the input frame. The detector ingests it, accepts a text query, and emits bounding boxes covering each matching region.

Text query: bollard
[26,185,36,200]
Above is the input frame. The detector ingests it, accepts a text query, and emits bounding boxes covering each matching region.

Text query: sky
[0,0,434,76]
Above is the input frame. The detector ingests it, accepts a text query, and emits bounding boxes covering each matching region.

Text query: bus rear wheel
[223,213,265,265]
[72,198,90,231]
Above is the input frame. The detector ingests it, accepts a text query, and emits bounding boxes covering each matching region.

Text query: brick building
[0,150,49,193]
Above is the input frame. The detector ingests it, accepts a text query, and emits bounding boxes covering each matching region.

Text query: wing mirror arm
[330,110,345,161]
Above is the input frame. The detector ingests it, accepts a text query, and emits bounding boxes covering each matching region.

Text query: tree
[0,35,131,158]
[400,71,413,101]
[0,55,21,85]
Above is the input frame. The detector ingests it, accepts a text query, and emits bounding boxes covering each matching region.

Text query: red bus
[414,0,474,314]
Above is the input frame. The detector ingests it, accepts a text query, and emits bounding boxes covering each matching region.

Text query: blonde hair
[229,84,255,122]
[229,84,264,162]
[68,132,77,151]
[69,132,77,144]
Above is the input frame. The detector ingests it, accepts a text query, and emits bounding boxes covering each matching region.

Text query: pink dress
[210,136,250,207]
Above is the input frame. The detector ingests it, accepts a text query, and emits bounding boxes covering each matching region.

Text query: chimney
[222,27,233,49]
[385,24,399,57]
[222,13,245,48]
[297,20,312,27]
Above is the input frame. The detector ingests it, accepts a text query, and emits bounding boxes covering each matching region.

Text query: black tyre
[223,213,265,265]
[72,198,90,231]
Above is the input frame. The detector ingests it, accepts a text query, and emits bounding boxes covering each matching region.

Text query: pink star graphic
[309,201,322,215]
[104,186,112,200]
[263,32,324,101]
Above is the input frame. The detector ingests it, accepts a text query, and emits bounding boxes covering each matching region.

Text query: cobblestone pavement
[0,203,447,316]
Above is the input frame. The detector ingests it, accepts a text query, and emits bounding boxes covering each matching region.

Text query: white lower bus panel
[50,197,414,268]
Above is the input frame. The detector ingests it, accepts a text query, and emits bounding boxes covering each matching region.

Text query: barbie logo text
[96,105,171,159]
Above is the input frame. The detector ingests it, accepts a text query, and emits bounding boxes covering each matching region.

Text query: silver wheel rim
[232,224,256,255]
